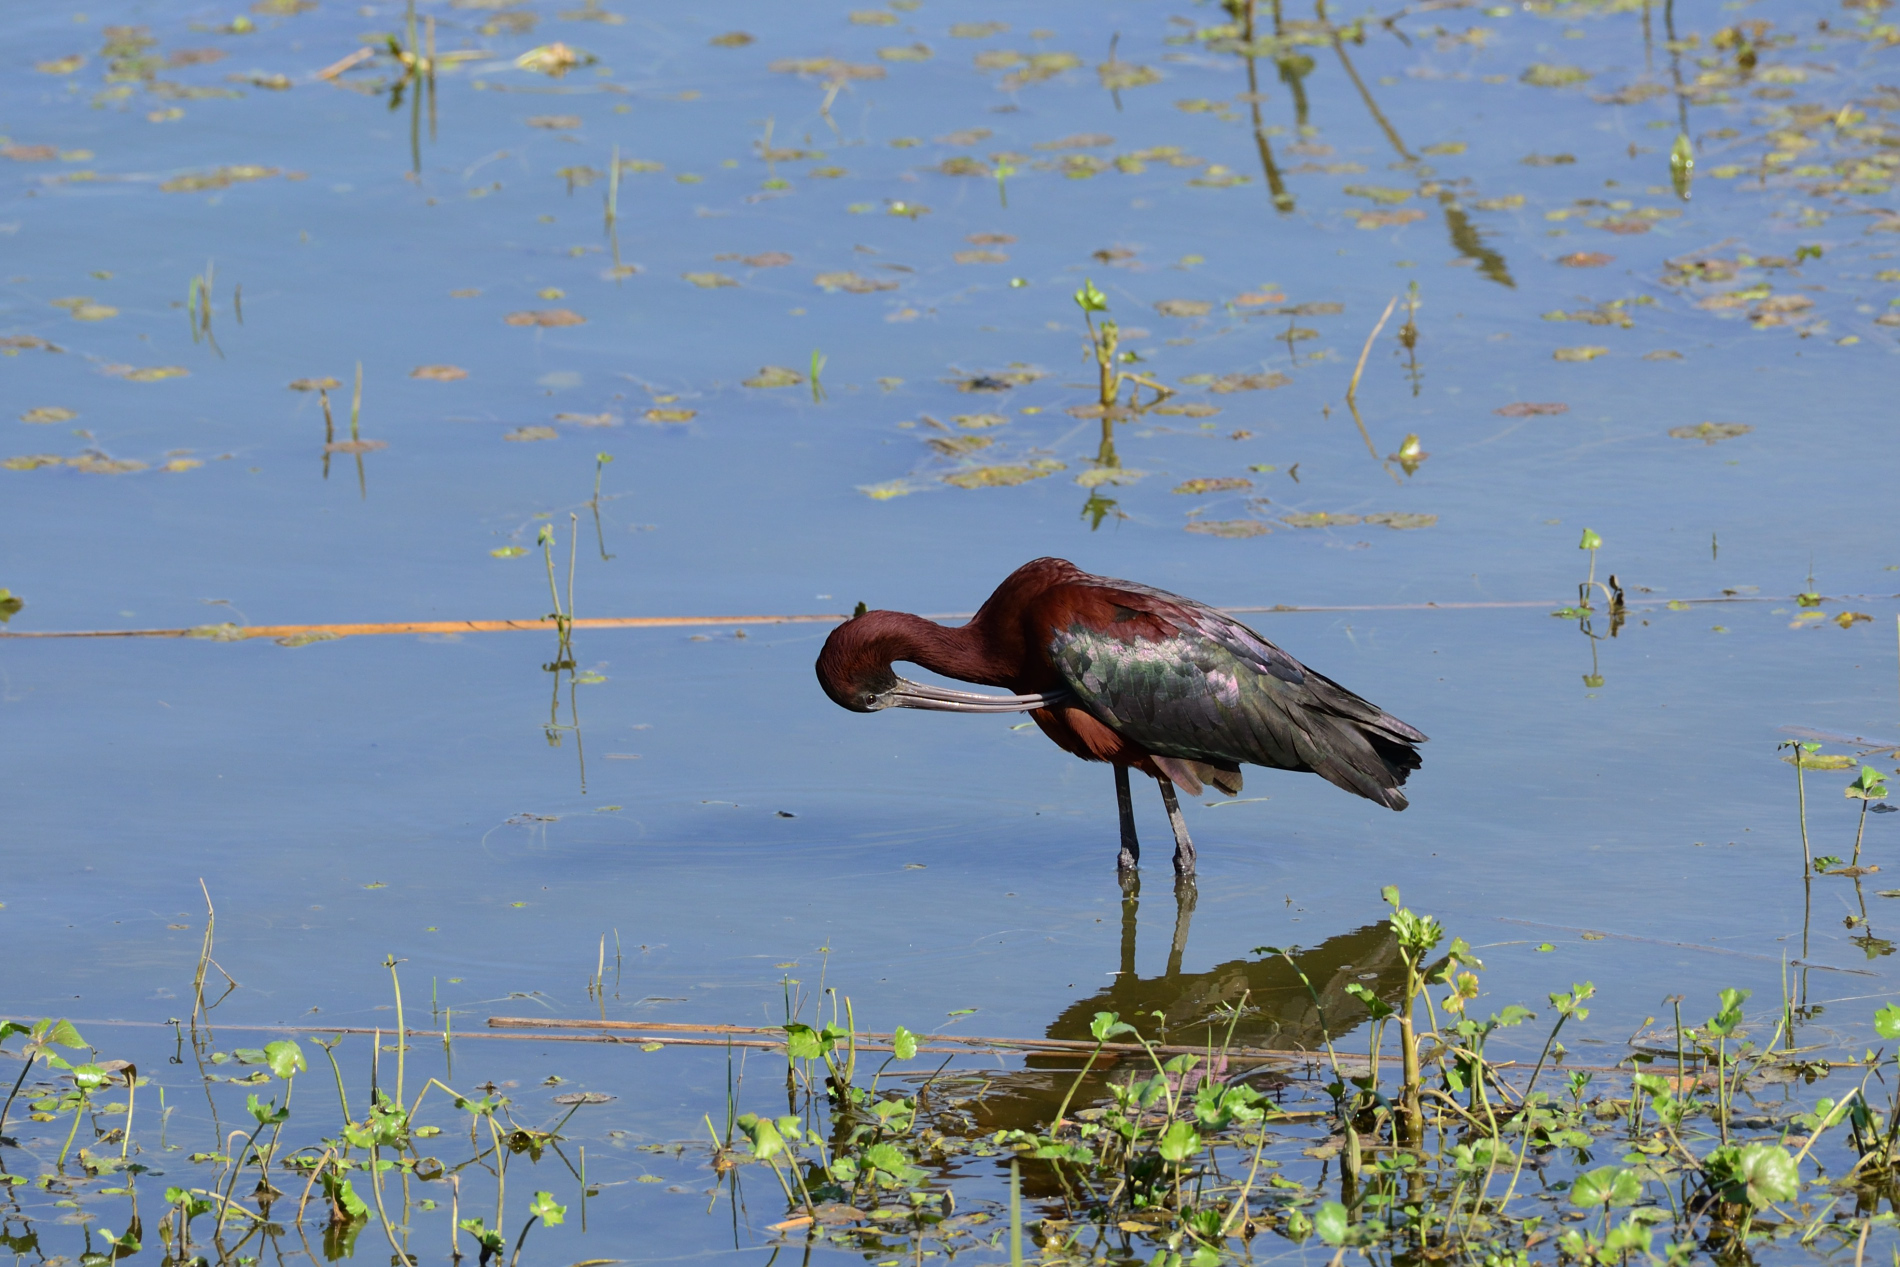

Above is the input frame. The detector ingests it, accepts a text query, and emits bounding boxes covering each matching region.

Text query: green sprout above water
[1670,132,1694,201]
[1847,765,1889,869]
[1552,528,1626,686]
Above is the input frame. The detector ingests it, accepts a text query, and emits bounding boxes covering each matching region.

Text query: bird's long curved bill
[880,677,1071,713]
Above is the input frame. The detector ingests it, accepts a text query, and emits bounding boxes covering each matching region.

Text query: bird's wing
[1043,579,1425,809]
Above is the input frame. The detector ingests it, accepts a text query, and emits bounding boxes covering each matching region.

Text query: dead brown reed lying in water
[0,592,1880,643]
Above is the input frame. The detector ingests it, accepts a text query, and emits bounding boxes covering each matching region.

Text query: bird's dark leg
[1157,778,1196,877]
[1115,765,1140,873]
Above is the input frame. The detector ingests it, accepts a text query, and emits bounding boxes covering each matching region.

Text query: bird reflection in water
[959,887,1405,1137]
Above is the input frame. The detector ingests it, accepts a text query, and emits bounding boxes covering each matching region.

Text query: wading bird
[816,557,1425,878]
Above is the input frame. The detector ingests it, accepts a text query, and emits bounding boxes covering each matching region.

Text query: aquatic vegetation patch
[503,309,585,326]
[1282,511,1437,528]
[1185,518,1271,536]
[159,165,280,193]
[943,459,1064,488]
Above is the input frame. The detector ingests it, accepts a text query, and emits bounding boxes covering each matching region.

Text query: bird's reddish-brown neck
[849,610,1015,688]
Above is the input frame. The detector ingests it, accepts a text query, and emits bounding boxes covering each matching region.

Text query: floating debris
[1188,165,1249,188]
[1553,345,1609,361]
[1155,299,1212,318]
[927,435,992,457]
[20,407,76,424]
[1207,372,1290,393]
[1185,519,1271,537]
[1281,511,1437,529]
[1495,401,1569,416]
[105,365,189,381]
[814,271,898,293]
[51,297,117,321]
[504,309,586,326]
[516,43,594,76]
[1351,209,1427,229]
[644,408,696,423]
[943,459,1064,488]
[503,427,557,442]
[1668,421,1753,443]
[159,165,279,193]
[743,366,803,388]
[1520,64,1590,87]
[0,335,63,353]
[411,365,468,381]
[5,452,148,474]
[1173,477,1252,494]
[1075,467,1144,488]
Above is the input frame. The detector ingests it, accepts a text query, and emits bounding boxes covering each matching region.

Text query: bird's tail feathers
[1298,711,1422,811]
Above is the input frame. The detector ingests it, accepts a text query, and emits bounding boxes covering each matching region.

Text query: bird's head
[815,609,1072,715]
[812,610,901,711]
[815,617,901,711]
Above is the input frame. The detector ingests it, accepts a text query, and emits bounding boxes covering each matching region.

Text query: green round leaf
[1314,1200,1350,1246]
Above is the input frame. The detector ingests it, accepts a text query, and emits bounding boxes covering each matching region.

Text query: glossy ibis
[815,557,1426,877]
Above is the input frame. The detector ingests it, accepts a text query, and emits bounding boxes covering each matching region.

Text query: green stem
[1795,747,1813,876]
[120,1070,136,1161]
[320,1040,353,1157]
[57,1094,87,1170]
[1496,1012,1573,1205]
[369,1145,414,1267]
[387,958,406,1109]
[0,1058,38,1165]
[507,1215,538,1267]
[1050,1042,1107,1129]
[1009,1158,1024,1267]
